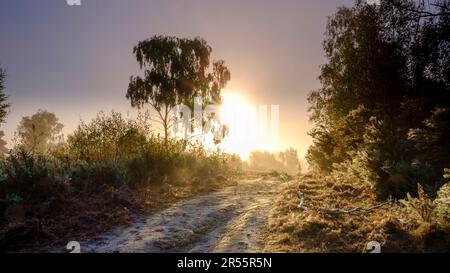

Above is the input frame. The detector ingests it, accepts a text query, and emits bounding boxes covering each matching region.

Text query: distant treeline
[246,148,302,175]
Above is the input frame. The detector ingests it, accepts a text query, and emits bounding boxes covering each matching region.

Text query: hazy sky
[0,0,355,157]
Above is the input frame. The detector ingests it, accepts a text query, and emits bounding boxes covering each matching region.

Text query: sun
[217,92,253,160]
[201,90,279,160]
[214,91,277,160]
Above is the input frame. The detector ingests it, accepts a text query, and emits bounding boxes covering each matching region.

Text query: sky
[0,0,355,158]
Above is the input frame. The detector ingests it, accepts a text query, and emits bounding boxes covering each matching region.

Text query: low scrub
[266,174,450,253]
[0,111,240,252]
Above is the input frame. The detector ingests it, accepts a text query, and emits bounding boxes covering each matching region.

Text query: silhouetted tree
[0,131,8,155]
[248,151,286,172]
[307,0,450,198]
[0,68,10,124]
[279,148,301,174]
[15,109,64,154]
[408,107,450,171]
[127,36,231,144]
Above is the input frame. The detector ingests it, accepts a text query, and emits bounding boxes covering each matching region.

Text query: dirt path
[81,175,283,253]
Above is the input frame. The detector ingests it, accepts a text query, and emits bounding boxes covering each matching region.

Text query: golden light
[214,90,279,160]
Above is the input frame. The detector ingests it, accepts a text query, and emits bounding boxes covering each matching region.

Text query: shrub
[444,169,450,182]
[380,161,443,198]
[87,160,127,189]
[434,182,450,226]
[0,110,240,227]
[69,160,127,191]
[67,111,151,162]
[125,153,152,187]
[398,183,450,227]
[331,151,445,200]
[0,149,67,203]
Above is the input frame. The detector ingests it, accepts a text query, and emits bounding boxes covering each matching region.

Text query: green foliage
[67,111,150,161]
[0,68,10,124]
[400,184,434,223]
[5,194,22,205]
[0,131,8,155]
[445,169,450,182]
[68,159,127,190]
[0,149,67,202]
[330,150,373,186]
[399,183,450,227]
[127,36,231,142]
[380,161,442,198]
[0,69,10,156]
[0,110,238,209]
[306,0,450,199]
[434,183,450,226]
[408,107,450,171]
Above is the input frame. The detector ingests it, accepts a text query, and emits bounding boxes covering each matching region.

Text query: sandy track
[81,175,283,253]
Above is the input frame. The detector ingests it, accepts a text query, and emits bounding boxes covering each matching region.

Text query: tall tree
[15,109,64,154]
[307,0,450,198]
[279,148,301,174]
[0,68,11,156]
[127,36,231,144]
[0,131,8,155]
[0,68,11,124]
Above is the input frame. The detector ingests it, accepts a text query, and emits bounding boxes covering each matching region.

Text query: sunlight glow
[213,91,279,160]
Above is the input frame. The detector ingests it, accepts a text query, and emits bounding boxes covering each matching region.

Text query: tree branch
[297,191,392,221]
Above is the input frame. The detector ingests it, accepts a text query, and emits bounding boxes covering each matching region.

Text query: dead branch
[297,191,308,212]
[296,191,392,221]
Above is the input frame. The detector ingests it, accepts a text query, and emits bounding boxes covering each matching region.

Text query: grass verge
[265,174,450,253]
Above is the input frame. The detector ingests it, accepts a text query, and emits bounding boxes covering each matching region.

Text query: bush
[70,160,127,191]
[67,111,151,162]
[0,110,240,231]
[126,153,153,187]
[330,149,445,200]
[444,169,450,182]
[0,149,67,203]
[398,183,450,227]
[434,183,450,226]
[380,161,444,198]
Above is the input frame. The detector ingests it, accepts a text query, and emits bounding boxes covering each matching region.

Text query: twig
[296,191,392,221]
[297,191,308,212]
